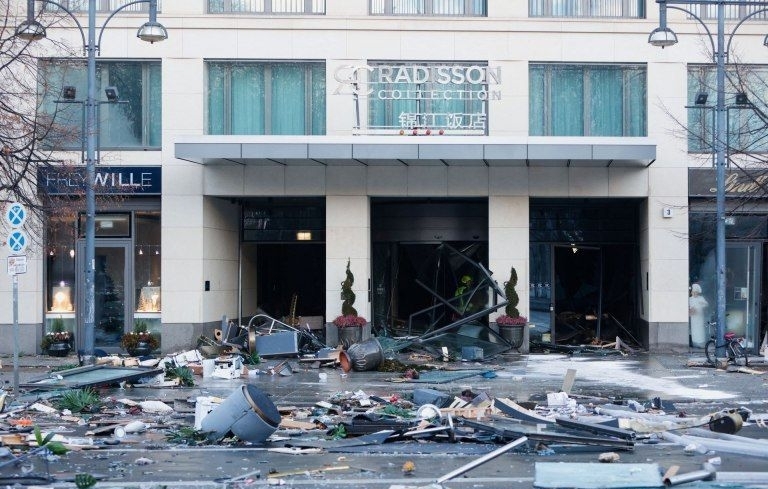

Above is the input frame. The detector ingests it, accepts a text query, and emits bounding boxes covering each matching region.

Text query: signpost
[3,202,28,395]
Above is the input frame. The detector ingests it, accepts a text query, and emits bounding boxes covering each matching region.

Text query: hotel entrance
[529,199,643,347]
[371,198,489,336]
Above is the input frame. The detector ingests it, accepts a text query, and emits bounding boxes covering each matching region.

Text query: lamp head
[137,21,168,43]
[695,92,708,106]
[104,86,119,102]
[735,92,749,105]
[15,20,46,41]
[62,86,77,100]
[648,27,678,48]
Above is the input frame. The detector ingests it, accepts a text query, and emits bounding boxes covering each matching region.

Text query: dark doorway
[372,242,489,335]
[255,244,325,320]
[371,198,489,336]
[552,244,639,345]
[530,199,642,347]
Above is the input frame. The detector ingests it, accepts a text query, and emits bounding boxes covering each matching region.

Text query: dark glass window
[243,198,325,242]
[78,213,131,238]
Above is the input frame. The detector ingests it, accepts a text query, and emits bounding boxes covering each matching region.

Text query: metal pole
[715,0,727,358]
[82,0,97,362]
[12,274,19,395]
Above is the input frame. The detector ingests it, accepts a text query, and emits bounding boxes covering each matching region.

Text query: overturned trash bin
[201,384,281,443]
[340,338,384,372]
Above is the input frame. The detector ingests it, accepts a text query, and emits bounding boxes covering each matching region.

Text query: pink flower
[496,315,528,326]
[333,315,367,328]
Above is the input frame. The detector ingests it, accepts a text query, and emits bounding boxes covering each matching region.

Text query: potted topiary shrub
[41,318,73,357]
[121,320,159,356]
[334,259,367,348]
[496,266,527,348]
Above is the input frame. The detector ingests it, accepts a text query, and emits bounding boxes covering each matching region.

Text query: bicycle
[704,321,749,367]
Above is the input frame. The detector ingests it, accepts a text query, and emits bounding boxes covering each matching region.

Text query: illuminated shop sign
[38,166,162,195]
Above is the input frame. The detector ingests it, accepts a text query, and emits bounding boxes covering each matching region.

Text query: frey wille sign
[334,63,501,134]
[38,166,161,195]
[689,168,768,197]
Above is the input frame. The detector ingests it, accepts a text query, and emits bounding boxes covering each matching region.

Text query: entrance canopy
[175,136,656,168]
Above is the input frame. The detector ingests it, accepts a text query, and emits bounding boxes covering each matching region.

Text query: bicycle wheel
[729,342,749,367]
[704,339,717,365]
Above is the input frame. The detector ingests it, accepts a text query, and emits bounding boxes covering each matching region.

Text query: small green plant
[496,266,527,326]
[505,266,520,318]
[57,388,102,413]
[75,473,97,489]
[121,320,160,352]
[33,426,68,455]
[166,366,195,387]
[340,258,357,316]
[133,320,148,333]
[165,426,210,446]
[245,350,261,365]
[41,318,73,351]
[329,423,347,440]
[51,318,66,333]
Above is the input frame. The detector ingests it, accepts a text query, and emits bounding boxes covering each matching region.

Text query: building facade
[4,0,766,355]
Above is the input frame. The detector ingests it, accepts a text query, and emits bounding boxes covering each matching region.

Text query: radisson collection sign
[334,64,502,100]
[334,63,501,134]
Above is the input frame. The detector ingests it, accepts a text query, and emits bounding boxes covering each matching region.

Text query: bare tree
[0,0,84,245]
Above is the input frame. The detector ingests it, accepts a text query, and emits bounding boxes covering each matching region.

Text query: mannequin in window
[689,283,708,348]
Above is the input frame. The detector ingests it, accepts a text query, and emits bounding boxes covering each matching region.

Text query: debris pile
[1,347,767,488]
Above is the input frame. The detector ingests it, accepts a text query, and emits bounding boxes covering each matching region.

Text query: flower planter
[340,338,384,372]
[338,327,363,348]
[47,342,71,357]
[498,323,525,348]
[126,341,153,357]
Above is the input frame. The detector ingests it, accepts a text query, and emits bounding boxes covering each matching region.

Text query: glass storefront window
[135,211,161,313]
[46,217,77,313]
[78,213,131,238]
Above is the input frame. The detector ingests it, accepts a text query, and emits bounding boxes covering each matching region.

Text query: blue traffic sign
[7,230,28,254]
[4,203,26,228]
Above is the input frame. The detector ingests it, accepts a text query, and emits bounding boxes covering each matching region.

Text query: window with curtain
[207,61,325,135]
[367,61,491,135]
[38,59,162,150]
[529,63,646,137]
[688,64,768,154]
[528,0,644,18]
[370,0,486,16]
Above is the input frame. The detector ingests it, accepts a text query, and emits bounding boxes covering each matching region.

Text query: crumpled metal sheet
[21,365,164,390]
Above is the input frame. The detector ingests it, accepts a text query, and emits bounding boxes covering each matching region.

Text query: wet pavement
[1,350,767,488]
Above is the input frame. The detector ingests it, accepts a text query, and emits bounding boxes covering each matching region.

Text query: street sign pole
[3,202,27,396]
[12,273,19,395]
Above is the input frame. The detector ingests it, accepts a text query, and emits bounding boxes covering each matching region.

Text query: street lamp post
[16,0,167,360]
[649,0,768,358]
